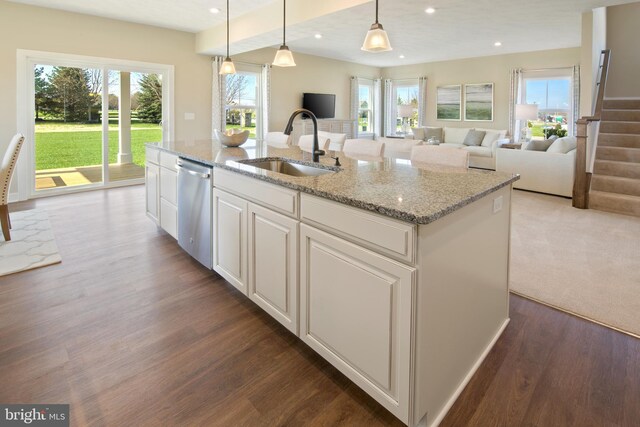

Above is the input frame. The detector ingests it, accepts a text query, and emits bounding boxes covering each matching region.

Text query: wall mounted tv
[302,93,336,119]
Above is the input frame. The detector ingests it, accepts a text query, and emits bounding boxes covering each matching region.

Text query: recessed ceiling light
[314,33,322,39]
[399,54,405,59]
[425,7,436,14]
[494,41,502,46]
[209,7,220,14]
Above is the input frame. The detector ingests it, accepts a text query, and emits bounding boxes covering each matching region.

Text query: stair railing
[573,49,611,208]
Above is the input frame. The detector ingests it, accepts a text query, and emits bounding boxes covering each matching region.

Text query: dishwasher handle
[176,161,211,179]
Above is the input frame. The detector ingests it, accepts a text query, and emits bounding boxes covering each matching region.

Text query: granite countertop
[148,140,519,224]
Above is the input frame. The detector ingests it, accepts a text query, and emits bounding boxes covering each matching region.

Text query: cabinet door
[213,188,248,294]
[342,121,355,138]
[160,198,178,239]
[317,121,332,133]
[145,162,159,224]
[160,167,177,205]
[248,203,299,334]
[299,224,414,423]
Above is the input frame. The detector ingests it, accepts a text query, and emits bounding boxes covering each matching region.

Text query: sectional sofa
[380,126,510,170]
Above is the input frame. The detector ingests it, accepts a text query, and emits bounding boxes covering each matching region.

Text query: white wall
[381,48,582,132]
[606,2,640,98]
[233,48,381,131]
[0,0,212,196]
[580,12,594,117]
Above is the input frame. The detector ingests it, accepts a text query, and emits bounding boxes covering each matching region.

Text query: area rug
[0,209,62,277]
[509,190,640,338]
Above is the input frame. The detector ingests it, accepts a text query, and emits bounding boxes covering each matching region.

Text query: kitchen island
[145,140,518,427]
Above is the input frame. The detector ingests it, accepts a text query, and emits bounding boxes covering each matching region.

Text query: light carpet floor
[0,209,62,277]
[510,190,640,338]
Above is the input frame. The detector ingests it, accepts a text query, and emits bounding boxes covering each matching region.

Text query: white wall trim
[15,49,175,200]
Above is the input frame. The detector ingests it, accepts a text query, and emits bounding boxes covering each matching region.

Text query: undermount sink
[238,158,337,177]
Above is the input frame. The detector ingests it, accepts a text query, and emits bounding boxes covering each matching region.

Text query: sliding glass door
[21,51,172,197]
[108,71,163,183]
[34,65,105,190]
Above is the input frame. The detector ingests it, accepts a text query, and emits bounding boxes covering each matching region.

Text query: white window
[521,69,574,138]
[385,79,420,136]
[358,79,374,134]
[225,64,263,142]
[393,80,419,133]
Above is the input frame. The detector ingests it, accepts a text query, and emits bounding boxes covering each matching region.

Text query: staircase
[590,99,640,217]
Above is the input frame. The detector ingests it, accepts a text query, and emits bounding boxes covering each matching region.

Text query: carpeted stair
[590,99,640,217]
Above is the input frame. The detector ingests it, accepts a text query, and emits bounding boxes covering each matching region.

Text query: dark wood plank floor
[2,185,638,426]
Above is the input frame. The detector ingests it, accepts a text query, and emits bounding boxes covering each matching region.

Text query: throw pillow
[444,127,471,144]
[411,127,425,141]
[547,136,577,154]
[525,139,555,151]
[480,130,500,147]
[463,130,486,146]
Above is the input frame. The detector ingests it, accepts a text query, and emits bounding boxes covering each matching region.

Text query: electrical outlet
[493,196,503,213]
[184,112,195,120]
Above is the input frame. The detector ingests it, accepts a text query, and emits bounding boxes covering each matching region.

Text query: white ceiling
[7,0,638,67]
[5,0,274,32]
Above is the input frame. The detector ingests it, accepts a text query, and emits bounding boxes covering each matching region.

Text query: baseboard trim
[429,318,511,427]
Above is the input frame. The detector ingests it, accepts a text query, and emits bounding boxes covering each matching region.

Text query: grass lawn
[35,121,160,132]
[35,128,161,170]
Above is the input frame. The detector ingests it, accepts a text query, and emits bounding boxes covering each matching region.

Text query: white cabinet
[160,198,177,239]
[145,161,159,224]
[248,202,298,334]
[145,146,177,239]
[159,152,178,239]
[299,223,415,423]
[291,119,357,145]
[212,188,248,294]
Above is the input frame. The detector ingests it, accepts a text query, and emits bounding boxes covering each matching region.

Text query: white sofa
[496,136,577,197]
[383,127,509,169]
[436,127,509,170]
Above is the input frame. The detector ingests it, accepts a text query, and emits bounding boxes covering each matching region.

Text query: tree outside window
[225,72,258,138]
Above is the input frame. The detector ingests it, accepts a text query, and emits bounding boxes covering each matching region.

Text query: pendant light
[361,0,392,52]
[272,0,296,67]
[219,0,236,75]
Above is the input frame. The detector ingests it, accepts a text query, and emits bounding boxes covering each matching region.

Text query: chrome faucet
[284,109,325,163]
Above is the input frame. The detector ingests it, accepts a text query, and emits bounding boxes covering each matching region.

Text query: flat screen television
[302,93,336,119]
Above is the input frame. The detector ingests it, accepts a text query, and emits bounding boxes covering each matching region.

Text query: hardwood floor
[1,185,638,426]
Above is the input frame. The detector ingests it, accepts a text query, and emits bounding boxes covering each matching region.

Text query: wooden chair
[342,139,385,157]
[1,134,25,241]
[410,145,469,169]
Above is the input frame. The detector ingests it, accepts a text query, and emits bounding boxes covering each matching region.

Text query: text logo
[0,405,69,427]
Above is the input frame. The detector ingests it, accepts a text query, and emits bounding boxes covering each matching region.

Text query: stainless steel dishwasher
[177,158,212,269]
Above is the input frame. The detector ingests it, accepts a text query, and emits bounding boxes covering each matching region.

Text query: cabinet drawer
[159,151,178,170]
[146,146,159,164]
[214,168,299,218]
[300,194,415,264]
[159,167,177,205]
